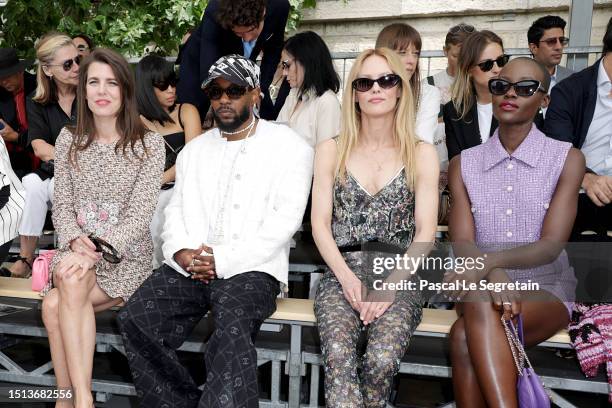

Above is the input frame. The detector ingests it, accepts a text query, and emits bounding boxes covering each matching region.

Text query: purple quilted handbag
[502,315,551,408]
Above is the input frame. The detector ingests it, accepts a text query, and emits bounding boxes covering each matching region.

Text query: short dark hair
[445,23,475,48]
[135,54,177,125]
[528,15,567,45]
[604,16,612,54]
[217,0,266,30]
[73,34,94,50]
[283,31,340,98]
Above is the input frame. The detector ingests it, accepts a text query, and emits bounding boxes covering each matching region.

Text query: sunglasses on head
[449,24,475,34]
[539,36,570,47]
[488,78,547,97]
[153,76,178,91]
[47,55,81,72]
[88,235,121,264]
[204,84,250,100]
[352,74,401,92]
[477,54,509,72]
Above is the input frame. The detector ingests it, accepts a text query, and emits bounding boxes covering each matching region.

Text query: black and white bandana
[201,54,261,89]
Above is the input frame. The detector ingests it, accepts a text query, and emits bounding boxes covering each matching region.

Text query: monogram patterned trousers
[117,265,280,408]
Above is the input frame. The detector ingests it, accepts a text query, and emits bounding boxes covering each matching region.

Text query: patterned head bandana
[201,54,261,90]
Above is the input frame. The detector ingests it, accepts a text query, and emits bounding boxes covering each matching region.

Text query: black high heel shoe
[4,256,33,278]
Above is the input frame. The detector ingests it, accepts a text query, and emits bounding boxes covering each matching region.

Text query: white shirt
[207,140,243,243]
[416,83,441,144]
[582,57,612,176]
[162,120,314,287]
[423,71,454,170]
[427,69,455,104]
[277,88,341,147]
[477,102,493,144]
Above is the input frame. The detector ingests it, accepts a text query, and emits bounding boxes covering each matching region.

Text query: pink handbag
[31,250,56,292]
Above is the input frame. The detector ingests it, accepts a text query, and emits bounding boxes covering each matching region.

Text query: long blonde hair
[32,32,75,105]
[450,30,503,120]
[337,48,419,189]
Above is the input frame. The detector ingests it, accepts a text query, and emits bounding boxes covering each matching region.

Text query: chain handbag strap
[501,315,531,375]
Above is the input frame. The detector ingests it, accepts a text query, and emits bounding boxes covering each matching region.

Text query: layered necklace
[210,117,257,244]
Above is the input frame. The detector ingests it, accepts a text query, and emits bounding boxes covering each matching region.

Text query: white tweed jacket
[162,119,314,287]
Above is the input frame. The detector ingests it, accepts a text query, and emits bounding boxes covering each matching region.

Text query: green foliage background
[0,0,316,59]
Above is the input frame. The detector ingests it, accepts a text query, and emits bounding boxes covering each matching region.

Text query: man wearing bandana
[118,55,313,408]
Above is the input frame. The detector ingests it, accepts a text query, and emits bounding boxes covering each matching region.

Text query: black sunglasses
[88,235,121,264]
[153,76,178,91]
[477,54,509,72]
[352,74,401,92]
[204,84,250,100]
[47,55,82,72]
[539,36,570,47]
[488,78,547,97]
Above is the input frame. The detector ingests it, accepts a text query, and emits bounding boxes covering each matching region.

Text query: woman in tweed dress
[41,48,164,408]
[446,58,583,406]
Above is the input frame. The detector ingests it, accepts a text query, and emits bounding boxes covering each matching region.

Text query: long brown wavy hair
[68,48,148,165]
[451,30,503,120]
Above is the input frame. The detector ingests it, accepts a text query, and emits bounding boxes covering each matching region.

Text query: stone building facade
[295,0,612,78]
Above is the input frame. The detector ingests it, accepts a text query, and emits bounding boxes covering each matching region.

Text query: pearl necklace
[220,116,256,136]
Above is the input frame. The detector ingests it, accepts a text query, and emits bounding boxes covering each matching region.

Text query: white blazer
[162,119,314,287]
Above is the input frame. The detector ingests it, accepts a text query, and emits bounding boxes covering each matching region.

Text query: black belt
[338,241,405,254]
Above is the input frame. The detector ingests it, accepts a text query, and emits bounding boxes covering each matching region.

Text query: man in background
[177,0,290,120]
[0,48,37,177]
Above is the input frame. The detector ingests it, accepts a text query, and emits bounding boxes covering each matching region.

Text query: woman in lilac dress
[446,57,584,406]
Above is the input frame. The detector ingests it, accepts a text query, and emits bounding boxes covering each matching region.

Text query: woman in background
[10,32,80,278]
[443,30,507,161]
[135,54,201,267]
[375,23,441,145]
[277,31,341,147]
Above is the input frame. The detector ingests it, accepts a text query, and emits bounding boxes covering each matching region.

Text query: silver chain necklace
[210,120,257,244]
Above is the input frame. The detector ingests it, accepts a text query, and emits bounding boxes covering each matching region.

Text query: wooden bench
[0,276,570,343]
[0,277,603,408]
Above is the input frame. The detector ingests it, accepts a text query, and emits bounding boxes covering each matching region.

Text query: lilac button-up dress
[461,125,576,314]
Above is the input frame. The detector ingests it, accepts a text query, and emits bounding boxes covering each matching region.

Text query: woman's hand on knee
[339,272,363,312]
[360,300,393,325]
[488,269,521,318]
[55,252,95,281]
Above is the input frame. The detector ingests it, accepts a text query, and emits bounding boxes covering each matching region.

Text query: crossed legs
[449,291,569,408]
[42,268,122,408]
